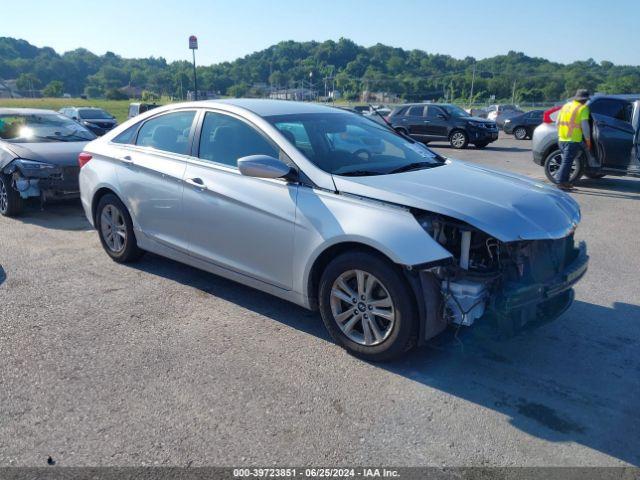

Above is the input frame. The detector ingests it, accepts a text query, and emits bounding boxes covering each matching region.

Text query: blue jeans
[558,141,581,184]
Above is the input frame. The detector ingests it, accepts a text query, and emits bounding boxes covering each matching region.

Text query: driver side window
[198,112,279,167]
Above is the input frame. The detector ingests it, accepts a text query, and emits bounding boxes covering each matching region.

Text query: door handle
[185,177,207,191]
[423,120,431,124]
[120,155,134,164]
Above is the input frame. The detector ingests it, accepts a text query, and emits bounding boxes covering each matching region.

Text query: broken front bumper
[8,165,80,200]
[493,241,589,334]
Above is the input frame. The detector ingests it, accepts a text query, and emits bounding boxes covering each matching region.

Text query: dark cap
[574,89,590,101]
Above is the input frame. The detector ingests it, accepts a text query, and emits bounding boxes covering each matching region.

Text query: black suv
[59,107,117,136]
[388,103,499,149]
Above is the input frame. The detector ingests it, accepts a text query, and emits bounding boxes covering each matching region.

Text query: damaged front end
[3,159,80,203]
[414,211,589,339]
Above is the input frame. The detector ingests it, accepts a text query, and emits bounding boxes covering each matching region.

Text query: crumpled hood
[1,141,88,169]
[332,160,581,242]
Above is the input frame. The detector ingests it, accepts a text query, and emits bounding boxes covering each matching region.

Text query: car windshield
[266,112,444,176]
[0,113,96,143]
[441,105,470,118]
[78,108,112,120]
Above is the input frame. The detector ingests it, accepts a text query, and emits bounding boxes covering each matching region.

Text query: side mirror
[238,155,293,179]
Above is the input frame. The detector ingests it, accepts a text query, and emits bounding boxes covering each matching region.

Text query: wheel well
[306,242,396,310]
[541,143,560,166]
[91,187,118,224]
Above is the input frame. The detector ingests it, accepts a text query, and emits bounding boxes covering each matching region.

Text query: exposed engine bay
[414,211,589,336]
[2,160,80,202]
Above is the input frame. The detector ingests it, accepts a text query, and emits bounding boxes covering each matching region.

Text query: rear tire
[544,149,584,184]
[514,126,528,140]
[318,251,418,361]
[449,130,468,149]
[0,174,23,217]
[96,193,144,263]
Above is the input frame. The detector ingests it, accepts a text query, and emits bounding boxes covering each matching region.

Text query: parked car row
[387,102,499,149]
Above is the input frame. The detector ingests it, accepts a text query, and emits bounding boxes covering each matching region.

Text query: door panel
[182,163,298,289]
[115,110,197,251]
[404,106,428,138]
[424,106,449,139]
[182,110,297,290]
[592,113,634,169]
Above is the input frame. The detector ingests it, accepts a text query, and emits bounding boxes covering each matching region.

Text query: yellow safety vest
[558,100,590,142]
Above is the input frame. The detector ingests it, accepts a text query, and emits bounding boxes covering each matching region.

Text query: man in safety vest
[555,89,591,190]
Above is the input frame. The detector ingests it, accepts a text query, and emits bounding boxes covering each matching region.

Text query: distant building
[269,88,316,101]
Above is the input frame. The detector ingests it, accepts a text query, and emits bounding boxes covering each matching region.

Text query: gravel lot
[1,133,639,467]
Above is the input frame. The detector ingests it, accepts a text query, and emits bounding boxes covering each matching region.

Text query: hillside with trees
[1,36,639,103]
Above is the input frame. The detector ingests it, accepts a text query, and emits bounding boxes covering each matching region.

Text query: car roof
[206,99,343,116]
[592,93,640,101]
[0,108,58,115]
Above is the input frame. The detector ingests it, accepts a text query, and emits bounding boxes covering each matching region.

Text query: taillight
[78,152,92,168]
[543,106,561,124]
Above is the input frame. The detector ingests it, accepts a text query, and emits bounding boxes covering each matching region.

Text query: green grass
[0,98,167,123]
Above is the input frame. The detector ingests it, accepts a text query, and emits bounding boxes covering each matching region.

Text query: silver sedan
[79,100,588,361]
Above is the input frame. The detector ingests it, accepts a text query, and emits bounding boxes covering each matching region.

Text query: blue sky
[4,0,639,66]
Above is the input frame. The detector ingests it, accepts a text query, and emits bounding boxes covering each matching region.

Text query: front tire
[0,174,23,217]
[449,130,468,149]
[544,149,584,184]
[513,126,528,140]
[96,193,144,263]
[318,251,418,361]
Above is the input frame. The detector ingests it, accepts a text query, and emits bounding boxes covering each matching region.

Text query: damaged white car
[79,100,589,361]
[0,108,95,216]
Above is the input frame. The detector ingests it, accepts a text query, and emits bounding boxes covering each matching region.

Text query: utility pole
[189,35,198,100]
[511,79,517,105]
[468,63,476,107]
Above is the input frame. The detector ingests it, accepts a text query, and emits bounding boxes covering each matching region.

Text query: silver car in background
[79,100,588,361]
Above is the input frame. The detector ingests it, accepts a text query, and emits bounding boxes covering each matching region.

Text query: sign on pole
[189,35,198,100]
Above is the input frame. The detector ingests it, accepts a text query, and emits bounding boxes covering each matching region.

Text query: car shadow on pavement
[384,300,640,466]
[127,253,640,465]
[575,177,640,199]
[0,265,6,287]
[12,200,93,231]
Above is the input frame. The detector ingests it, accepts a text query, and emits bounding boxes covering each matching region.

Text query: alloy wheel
[547,152,578,182]
[451,132,466,148]
[0,179,7,214]
[514,127,527,140]
[329,269,395,346]
[100,204,127,253]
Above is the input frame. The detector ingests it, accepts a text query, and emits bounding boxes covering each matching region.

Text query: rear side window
[590,99,631,122]
[407,106,425,117]
[198,112,278,167]
[135,111,196,154]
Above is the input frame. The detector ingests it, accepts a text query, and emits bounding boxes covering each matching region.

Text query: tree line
[1,36,639,103]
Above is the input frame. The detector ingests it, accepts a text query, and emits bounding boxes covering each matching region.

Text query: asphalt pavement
[1,133,639,467]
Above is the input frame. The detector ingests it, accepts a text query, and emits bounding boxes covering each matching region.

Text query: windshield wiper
[337,170,383,177]
[387,162,440,174]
